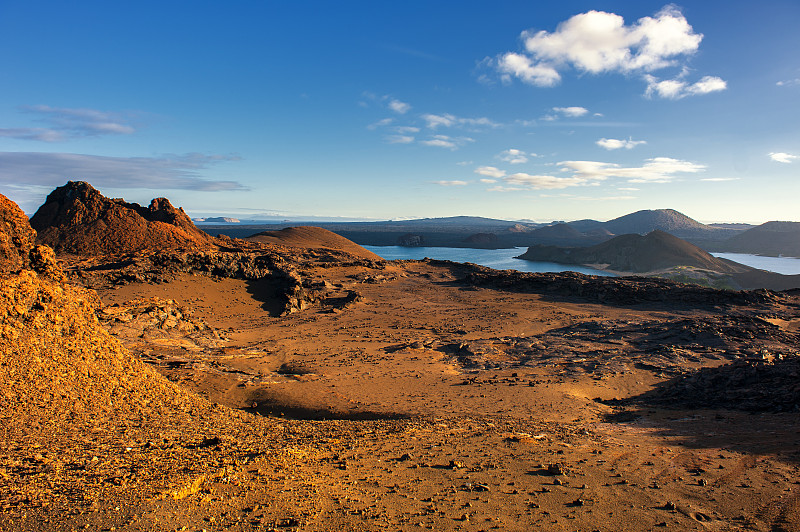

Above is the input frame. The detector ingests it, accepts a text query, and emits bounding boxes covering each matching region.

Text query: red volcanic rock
[0,194,36,272]
[30,181,215,256]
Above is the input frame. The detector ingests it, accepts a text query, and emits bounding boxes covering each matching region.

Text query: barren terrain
[3,192,800,531]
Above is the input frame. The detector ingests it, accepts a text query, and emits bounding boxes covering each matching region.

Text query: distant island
[199,208,799,259]
[517,230,800,291]
[193,216,241,223]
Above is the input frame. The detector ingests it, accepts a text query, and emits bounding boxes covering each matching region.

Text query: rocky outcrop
[450,261,781,308]
[637,353,800,412]
[30,181,215,255]
[98,297,228,351]
[0,194,36,272]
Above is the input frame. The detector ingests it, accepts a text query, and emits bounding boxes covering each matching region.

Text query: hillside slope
[518,230,746,273]
[719,221,800,257]
[247,226,383,260]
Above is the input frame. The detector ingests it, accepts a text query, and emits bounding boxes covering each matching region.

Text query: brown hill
[30,181,216,256]
[246,226,383,260]
[518,230,745,273]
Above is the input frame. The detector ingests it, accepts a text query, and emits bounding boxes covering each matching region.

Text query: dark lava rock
[638,353,800,412]
[453,263,781,308]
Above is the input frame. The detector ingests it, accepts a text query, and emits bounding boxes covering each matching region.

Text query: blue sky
[1,1,798,224]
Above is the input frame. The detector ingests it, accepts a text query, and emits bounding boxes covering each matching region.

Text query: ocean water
[363,245,614,276]
[710,252,800,275]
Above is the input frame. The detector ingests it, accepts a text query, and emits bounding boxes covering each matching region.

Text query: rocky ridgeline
[30,181,215,255]
[450,262,783,308]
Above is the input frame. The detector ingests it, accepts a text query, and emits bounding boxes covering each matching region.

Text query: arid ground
[2,186,800,531]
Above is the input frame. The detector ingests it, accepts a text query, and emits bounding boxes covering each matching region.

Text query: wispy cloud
[385,135,415,144]
[700,177,739,182]
[435,180,468,186]
[367,117,394,130]
[0,105,139,142]
[498,148,534,164]
[553,106,588,117]
[420,135,474,150]
[769,152,798,163]
[541,106,595,121]
[475,166,506,178]
[487,6,725,98]
[0,151,245,192]
[502,172,585,190]
[421,113,500,130]
[560,157,705,183]
[776,79,800,87]
[596,137,646,150]
[644,74,726,99]
[487,156,705,192]
[388,99,411,114]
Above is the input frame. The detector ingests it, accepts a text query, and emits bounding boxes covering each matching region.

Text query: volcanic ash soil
[2,199,800,530]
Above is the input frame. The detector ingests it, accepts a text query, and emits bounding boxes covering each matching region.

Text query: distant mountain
[30,181,215,255]
[566,218,605,233]
[601,209,708,236]
[518,230,745,274]
[719,221,800,257]
[522,222,606,247]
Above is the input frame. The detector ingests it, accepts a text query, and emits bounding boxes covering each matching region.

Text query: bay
[363,245,614,276]
[710,252,800,275]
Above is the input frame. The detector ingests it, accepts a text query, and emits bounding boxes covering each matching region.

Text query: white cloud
[0,151,245,193]
[367,117,394,130]
[497,148,532,164]
[701,177,739,182]
[421,113,499,130]
[777,79,800,87]
[422,113,456,129]
[395,126,420,134]
[0,128,66,142]
[553,106,589,117]
[475,166,506,178]
[421,138,456,149]
[479,178,497,183]
[522,7,701,74]
[769,152,798,163]
[502,172,586,190]
[487,185,522,192]
[559,157,705,183]
[491,6,726,97]
[0,105,138,142]
[435,180,468,186]
[420,135,473,150]
[385,135,415,144]
[644,74,727,99]
[388,99,411,114]
[497,52,561,87]
[596,137,646,150]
